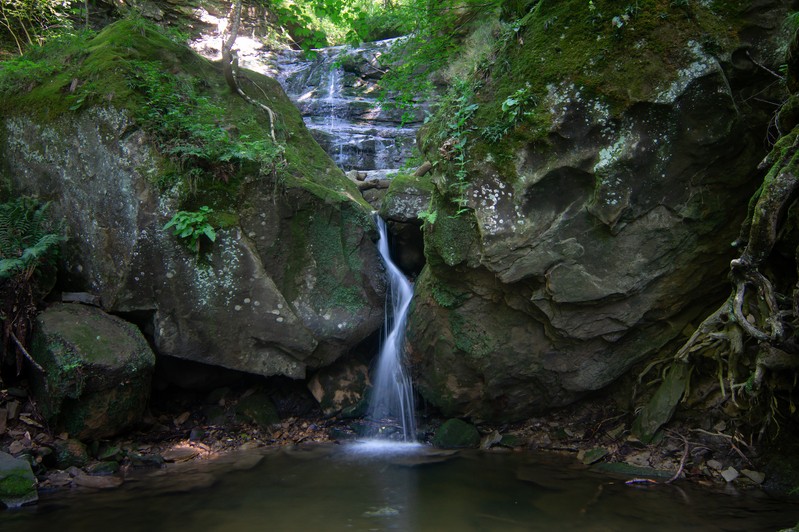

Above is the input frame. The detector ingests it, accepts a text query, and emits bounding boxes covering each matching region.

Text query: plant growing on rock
[163,206,217,255]
[481,82,536,142]
[0,197,63,380]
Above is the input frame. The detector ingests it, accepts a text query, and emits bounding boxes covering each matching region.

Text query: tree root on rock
[634,127,799,442]
[222,0,277,143]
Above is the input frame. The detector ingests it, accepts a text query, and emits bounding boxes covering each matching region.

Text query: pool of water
[5,442,798,531]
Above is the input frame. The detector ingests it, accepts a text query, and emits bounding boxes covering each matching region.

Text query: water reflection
[5,444,799,531]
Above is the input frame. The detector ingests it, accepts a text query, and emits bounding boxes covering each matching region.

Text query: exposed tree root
[665,430,690,484]
[634,117,799,442]
[222,0,277,142]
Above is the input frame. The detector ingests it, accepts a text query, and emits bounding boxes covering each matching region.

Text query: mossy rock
[235,392,280,430]
[380,172,435,222]
[2,17,386,382]
[53,439,90,469]
[86,461,120,475]
[591,462,674,480]
[0,451,37,508]
[30,303,155,440]
[408,0,790,422]
[432,418,480,449]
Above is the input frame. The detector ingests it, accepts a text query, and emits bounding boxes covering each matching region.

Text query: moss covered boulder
[0,451,37,508]
[30,303,155,440]
[408,0,791,421]
[432,418,480,449]
[1,19,384,380]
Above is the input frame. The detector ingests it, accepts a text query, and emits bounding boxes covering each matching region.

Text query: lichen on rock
[1,18,386,381]
[408,0,792,422]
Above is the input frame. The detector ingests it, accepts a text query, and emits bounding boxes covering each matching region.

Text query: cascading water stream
[325,62,345,166]
[367,216,417,442]
[266,39,423,172]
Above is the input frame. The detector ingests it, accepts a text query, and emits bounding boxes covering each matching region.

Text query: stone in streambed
[53,439,89,469]
[30,303,155,440]
[308,355,370,417]
[86,461,120,475]
[235,391,280,429]
[0,451,37,507]
[73,473,123,489]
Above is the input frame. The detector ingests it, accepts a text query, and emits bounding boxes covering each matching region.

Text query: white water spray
[367,216,416,442]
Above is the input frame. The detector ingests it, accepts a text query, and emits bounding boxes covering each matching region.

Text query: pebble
[741,469,765,484]
[173,411,191,426]
[162,446,200,463]
[721,466,739,482]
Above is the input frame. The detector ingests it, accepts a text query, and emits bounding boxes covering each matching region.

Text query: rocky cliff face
[408,0,791,421]
[1,20,385,379]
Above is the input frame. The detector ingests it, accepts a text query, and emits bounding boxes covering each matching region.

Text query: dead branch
[9,332,44,373]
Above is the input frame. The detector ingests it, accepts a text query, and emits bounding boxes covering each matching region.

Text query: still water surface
[5,442,798,531]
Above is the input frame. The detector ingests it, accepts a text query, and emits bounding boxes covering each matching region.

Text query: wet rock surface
[0,451,37,508]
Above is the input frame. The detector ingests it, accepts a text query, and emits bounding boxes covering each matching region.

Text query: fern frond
[0,197,63,271]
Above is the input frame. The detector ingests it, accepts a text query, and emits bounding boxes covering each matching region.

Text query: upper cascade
[261,40,424,172]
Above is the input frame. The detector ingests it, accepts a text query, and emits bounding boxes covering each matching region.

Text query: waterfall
[265,40,424,173]
[325,64,344,166]
[367,216,416,442]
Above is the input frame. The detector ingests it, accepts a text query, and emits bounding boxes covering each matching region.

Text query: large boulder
[1,20,385,380]
[30,303,155,439]
[408,1,791,421]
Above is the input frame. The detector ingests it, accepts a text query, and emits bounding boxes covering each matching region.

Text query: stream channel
[6,41,799,530]
[6,442,798,531]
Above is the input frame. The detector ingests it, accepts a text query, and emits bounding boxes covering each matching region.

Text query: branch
[9,332,44,373]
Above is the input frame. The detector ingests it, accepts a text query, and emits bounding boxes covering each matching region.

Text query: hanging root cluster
[636,125,799,443]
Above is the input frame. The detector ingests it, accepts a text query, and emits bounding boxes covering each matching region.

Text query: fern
[0,198,63,280]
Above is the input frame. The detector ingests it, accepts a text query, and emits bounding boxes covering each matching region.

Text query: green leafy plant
[0,0,74,55]
[163,206,216,254]
[417,208,438,224]
[434,78,479,212]
[482,82,537,142]
[0,197,64,378]
[0,197,63,280]
[124,59,285,187]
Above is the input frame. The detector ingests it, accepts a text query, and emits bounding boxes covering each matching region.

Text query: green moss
[449,312,494,359]
[424,196,479,267]
[385,172,435,195]
[210,211,240,229]
[423,0,755,194]
[0,475,34,497]
[282,205,370,314]
[0,16,369,214]
[432,418,481,448]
